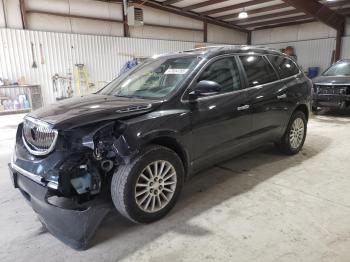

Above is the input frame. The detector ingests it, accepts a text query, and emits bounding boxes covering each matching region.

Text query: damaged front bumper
[312,93,350,109]
[8,162,112,250]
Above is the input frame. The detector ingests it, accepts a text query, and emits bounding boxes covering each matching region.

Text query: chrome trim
[237,105,250,111]
[116,104,152,113]
[47,181,59,190]
[12,162,41,185]
[23,116,52,128]
[314,83,350,86]
[11,162,59,190]
[22,133,58,156]
[184,74,299,102]
[22,117,58,156]
[277,94,287,99]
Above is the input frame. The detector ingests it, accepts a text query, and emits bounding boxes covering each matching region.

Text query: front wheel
[276,111,307,155]
[111,145,184,223]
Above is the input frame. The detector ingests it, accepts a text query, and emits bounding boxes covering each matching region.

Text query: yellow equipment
[74,64,91,96]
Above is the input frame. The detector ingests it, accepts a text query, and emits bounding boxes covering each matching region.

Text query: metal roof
[144,0,350,31]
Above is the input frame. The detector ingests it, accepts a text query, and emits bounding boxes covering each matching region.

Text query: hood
[28,94,160,129]
[313,75,350,85]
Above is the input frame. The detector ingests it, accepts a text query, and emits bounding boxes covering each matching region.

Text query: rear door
[267,55,305,126]
[238,55,288,143]
[187,56,252,170]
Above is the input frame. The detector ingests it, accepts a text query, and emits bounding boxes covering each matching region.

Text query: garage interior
[1,0,350,261]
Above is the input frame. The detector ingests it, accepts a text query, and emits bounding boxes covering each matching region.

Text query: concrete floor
[1,112,350,262]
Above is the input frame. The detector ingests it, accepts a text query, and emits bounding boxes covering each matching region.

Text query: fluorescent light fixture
[247,56,255,62]
[238,11,248,19]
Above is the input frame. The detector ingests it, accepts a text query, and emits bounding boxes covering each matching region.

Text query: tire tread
[111,145,183,223]
[277,110,307,155]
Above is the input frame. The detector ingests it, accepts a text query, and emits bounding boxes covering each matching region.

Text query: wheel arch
[146,136,190,179]
[294,103,309,121]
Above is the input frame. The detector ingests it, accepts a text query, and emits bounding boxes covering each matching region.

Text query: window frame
[181,54,247,101]
[237,55,280,88]
[266,54,301,80]
[197,56,242,94]
[181,52,302,103]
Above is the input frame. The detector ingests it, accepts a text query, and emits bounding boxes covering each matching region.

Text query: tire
[276,110,307,155]
[111,145,184,224]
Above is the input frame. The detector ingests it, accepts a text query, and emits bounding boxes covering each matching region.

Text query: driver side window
[198,57,241,93]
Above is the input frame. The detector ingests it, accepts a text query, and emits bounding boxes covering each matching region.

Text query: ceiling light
[238,9,248,19]
[247,56,255,62]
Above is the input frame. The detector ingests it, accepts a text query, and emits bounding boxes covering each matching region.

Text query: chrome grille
[316,85,348,95]
[22,117,58,156]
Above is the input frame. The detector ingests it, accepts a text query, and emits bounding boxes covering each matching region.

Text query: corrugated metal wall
[252,22,336,45]
[251,22,339,74]
[341,36,350,59]
[261,38,336,73]
[0,28,217,104]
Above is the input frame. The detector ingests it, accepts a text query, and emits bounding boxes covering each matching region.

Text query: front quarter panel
[121,108,192,165]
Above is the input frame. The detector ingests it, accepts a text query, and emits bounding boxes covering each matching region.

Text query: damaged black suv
[9,46,311,249]
[312,59,350,111]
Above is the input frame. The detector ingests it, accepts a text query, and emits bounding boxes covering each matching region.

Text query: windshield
[99,55,201,99]
[323,61,350,76]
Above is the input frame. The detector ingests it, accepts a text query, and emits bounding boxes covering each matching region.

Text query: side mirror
[189,80,222,100]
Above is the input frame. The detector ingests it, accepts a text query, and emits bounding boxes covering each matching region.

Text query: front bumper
[312,94,350,108]
[8,162,112,250]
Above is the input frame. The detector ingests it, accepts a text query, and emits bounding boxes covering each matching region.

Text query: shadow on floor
[88,135,330,259]
[312,108,350,125]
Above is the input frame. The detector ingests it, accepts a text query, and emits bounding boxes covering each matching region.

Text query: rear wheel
[276,111,307,155]
[111,145,184,223]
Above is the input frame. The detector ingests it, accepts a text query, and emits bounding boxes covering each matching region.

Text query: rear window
[268,55,300,78]
[239,55,278,87]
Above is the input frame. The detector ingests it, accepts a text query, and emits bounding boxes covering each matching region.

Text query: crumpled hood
[28,94,160,129]
[313,76,350,85]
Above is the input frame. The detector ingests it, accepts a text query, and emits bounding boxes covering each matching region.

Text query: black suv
[8,46,312,249]
[312,59,350,111]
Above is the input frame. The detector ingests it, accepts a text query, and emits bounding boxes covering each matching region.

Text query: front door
[188,56,252,170]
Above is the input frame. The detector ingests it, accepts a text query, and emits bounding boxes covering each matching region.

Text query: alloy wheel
[135,160,177,213]
[289,117,305,149]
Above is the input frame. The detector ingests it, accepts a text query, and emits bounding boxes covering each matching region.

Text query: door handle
[237,105,250,111]
[277,94,287,99]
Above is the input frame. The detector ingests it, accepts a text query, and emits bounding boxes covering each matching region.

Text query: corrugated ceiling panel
[201,0,283,16]
[228,7,295,22]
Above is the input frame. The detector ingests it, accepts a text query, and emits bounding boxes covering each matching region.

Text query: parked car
[312,59,350,111]
[8,46,312,249]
